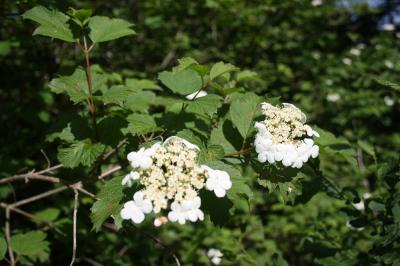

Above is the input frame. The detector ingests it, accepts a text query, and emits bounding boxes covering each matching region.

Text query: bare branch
[102,138,127,161]
[0,203,65,236]
[11,186,68,208]
[0,173,60,185]
[98,165,122,180]
[69,190,79,266]
[40,149,51,169]
[36,164,63,175]
[5,207,15,266]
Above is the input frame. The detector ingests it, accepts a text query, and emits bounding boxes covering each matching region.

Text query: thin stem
[82,36,99,142]
[0,203,65,236]
[0,173,60,185]
[69,190,79,266]
[5,208,15,266]
[225,146,254,157]
[11,186,68,208]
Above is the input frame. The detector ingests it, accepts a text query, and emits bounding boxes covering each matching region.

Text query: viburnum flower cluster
[254,102,319,168]
[120,136,232,225]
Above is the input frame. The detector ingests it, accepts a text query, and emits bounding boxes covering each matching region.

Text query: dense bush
[0,1,399,265]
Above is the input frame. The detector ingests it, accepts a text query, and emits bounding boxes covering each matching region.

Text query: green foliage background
[0,0,399,265]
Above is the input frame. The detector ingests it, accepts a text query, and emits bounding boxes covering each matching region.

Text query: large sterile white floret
[127,143,161,169]
[121,136,230,226]
[202,166,232,197]
[120,191,153,224]
[254,102,320,168]
[167,196,204,224]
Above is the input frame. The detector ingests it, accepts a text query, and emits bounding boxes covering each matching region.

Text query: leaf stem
[225,146,254,157]
[82,36,99,142]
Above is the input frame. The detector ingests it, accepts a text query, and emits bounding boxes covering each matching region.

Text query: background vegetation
[0,0,399,265]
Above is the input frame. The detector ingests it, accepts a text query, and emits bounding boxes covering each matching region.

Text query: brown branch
[69,189,79,266]
[102,139,128,161]
[5,207,15,266]
[10,186,68,208]
[0,173,60,185]
[98,165,122,180]
[36,164,63,175]
[0,203,65,236]
[160,49,176,69]
[82,36,99,142]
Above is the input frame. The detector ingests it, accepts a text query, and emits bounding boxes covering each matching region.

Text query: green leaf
[22,6,74,42]
[121,113,160,136]
[91,176,125,231]
[46,123,75,143]
[209,119,242,154]
[186,94,223,117]
[125,78,161,91]
[172,57,200,72]
[58,139,105,168]
[158,69,202,95]
[0,237,6,260]
[101,85,132,106]
[67,8,92,27]
[210,62,238,80]
[176,129,205,149]
[89,16,135,43]
[33,208,60,223]
[124,91,156,112]
[229,92,261,139]
[376,79,400,92]
[198,144,225,163]
[357,140,376,159]
[237,70,259,81]
[10,231,49,256]
[49,68,106,104]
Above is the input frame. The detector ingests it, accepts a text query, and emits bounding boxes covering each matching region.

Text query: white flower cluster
[207,248,223,265]
[326,92,341,102]
[254,103,319,168]
[121,137,232,226]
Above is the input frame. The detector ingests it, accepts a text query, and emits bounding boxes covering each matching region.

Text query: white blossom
[186,90,208,100]
[127,143,161,170]
[384,96,395,107]
[168,197,204,224]
[254,103,319,168]
[349,48,361,56]
[207,248,223,265]
[342,58,352,65]
[325,79,333,86]
[121,171,140,187]
[384,60,394,69]
[311,0,322,6]
[326,93,341,102]
[120,191,153,224]
[203,166,232,198]
[383,23,395,31]
[122,137,229,226]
